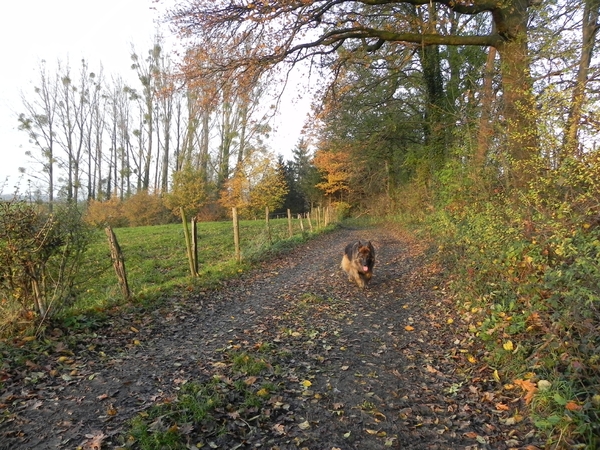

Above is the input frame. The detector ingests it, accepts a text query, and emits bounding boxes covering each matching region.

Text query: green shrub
[0,201,92,330]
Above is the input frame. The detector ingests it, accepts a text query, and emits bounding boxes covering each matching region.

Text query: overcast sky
[0,0,310,193]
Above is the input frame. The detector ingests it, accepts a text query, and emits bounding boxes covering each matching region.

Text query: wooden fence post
[105,226,132,301]
[191,217,198,275]
[287,208,293,238]
[232,207,241,263]
[180,208,197,277]
[265,206,272,244]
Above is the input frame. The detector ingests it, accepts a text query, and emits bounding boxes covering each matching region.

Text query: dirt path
[0,225,543,449]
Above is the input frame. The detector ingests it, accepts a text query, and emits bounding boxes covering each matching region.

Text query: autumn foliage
[219,151,288,219]
[85,191,173,228]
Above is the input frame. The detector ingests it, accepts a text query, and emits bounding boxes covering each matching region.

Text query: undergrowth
[395,155,600,448]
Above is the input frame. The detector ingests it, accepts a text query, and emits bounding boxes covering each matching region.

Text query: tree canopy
[171,0,539,182]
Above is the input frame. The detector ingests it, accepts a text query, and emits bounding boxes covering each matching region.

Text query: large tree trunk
[492,0,538,186]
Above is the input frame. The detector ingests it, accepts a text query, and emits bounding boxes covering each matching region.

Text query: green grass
[123,349,277,449]
[69,218,328,316]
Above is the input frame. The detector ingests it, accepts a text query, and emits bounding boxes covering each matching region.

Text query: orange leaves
[495,402,510,411]
[514,378,537,404]
[313,149,351,196]
[565,401,582,412]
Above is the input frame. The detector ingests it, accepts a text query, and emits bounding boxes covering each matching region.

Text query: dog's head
[356,241,375,272]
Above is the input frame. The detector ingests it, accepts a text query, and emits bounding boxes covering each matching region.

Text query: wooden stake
[232,207,241,263]
[105,226,132,301]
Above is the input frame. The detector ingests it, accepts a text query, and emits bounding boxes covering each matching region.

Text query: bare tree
[18,61,59,211]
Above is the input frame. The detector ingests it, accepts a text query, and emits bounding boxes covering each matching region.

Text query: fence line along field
[74,216,327,315]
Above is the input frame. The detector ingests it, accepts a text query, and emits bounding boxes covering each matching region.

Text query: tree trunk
[475,46,497,169]
[492,0,538,186]
[562,0,600,159]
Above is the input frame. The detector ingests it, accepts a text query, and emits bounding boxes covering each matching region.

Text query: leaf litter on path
[0,226,544,449]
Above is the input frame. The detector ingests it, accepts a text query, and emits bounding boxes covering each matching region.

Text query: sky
[0,0,312,192]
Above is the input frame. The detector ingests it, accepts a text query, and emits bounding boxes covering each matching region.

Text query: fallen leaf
[503,340,514,351]
[565,401,582,411]
[514,379,538,404]
[405,325,414,331]
[211,362,228,369]
[426,365,438,374]
[83,431,106,450]
[537,380,551,391]
[384,437,396,446]
[495,402,510,411]
[272,423,286,435]
[298,420,310,430]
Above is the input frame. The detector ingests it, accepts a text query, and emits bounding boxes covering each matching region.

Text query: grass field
[71,217,324,316]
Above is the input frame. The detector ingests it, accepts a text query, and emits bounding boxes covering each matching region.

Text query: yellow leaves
[537,379,552,391]
[502,340,514,351]
[300,379,312,388]
[366,429,387,437]
[493,369,501,383]
[313,148,352,196]
[219,149,288,217]
[297,420,310,430]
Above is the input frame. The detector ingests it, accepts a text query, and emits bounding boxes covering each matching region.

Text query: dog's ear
[367,241,375,255]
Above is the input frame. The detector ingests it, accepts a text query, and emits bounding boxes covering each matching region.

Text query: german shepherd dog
[341,241,375,288]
